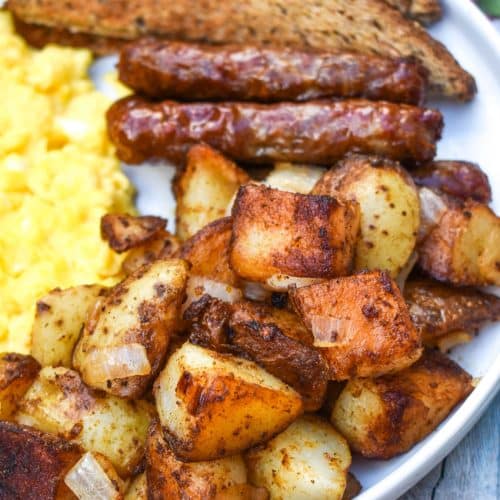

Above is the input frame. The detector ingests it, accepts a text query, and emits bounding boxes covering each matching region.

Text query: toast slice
[6,0,475,100]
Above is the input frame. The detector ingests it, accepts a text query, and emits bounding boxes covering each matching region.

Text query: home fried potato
[0,421,82,499]
[147,419,265,500]
[418,199,500,286]
[312,155,420,277]
[246,415,351,500]
[264,163,325,194]
[73,259,188,398]
[0,352,40,421]
[290,271,422,379]
[180,216,240,286]
[175,144,250,241]
[404,278,500,345]
[101,213,167,253]
[125,473,147,500]
[64,451,126,499]
[154,342,303,461]
[122,229,181,275]
[187,297,328,411]
[15,367,153,476]
[230,184,360,286]
[31,284,107,368]
[331,348,473,459]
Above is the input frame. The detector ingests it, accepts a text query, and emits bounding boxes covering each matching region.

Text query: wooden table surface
[400,391,499,499]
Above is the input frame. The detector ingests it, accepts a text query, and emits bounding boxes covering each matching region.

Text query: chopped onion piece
[65,452,122,500]
[183,276,243,312]
[264,163,324,194]
[395,251,419,292]
[242,281,272,302]
[418,187,447,242]
[266,274,324,292]
[436,331,473,353]
[310,316,355,347]
[82,344,151,385]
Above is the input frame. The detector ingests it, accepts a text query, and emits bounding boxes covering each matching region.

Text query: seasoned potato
[154,342,303,461]
[404,278,500,345]
[101,213,167,253]
[230,184,360,286]
[175,144,250,241]
[181,216,240,286]
[331,349,473,459]
[16,366,153,476]
[147,419,264,500]
[246,415,351,500]
[73,259,188,398]
[312,155,420,277]
[290,271,422,379]
[125,473,147,500]
[418,199,500,286]
[122,229,181,275]
[31,284,107,368]
[64,451,126,499]
[264,162,325,194]
[0,352,40,421]
[0,421,82,499]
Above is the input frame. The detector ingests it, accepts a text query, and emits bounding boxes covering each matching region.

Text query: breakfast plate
[87,1,500,498]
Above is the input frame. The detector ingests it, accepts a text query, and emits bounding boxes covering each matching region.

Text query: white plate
[90,1,500,498]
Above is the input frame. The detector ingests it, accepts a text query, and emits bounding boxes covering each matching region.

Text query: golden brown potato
[404,278,500,346]
[264,162,325,194]
[125,473,147,500]
[64,451,126,499]
[146,419,264,500]
[154,342,303,461]
[0,352,40,421]
[246,415,351,500]
[181,216,240,287]
[0,421,82,499]
[290,270,422,380]
[73,259,188,398]
[122,229,181,275]
[418,199,500,286]
[101,213,167,253]
[331,348,473,459]
[31,284,107,368]
[175,144,250,241]
[16,366,153,477]
[230,184,360,286]
[312,155,420,278]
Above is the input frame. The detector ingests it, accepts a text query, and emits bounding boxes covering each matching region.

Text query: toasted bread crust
[7,0,473,100]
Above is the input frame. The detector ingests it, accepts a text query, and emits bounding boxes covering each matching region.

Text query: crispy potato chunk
[404,278,500,345]
[122,229,181,275]
[175,144,250,241]
[0,421,82,499]
[154,342,303,461]
[264,162,325,194]
[331,348,473,459]
[101,213,167,253]
[16,367,153,476]
[418,199,500,286]
[73,259,188,398]
[230,184,360,285]
[0,353,40,421]
[125,472,147,500]
[290,271,422,379]
[181,216,240,286]
[312,155,420,277]
[32,285,107,368]
[246,415,351,500]
[147,419,264,500]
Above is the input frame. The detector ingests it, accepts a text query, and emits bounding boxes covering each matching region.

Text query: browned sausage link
[106,97,443,166]
[412,160,492,203]
[118,39,428,105]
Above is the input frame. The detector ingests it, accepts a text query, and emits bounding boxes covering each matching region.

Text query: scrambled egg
[0,12,135,353]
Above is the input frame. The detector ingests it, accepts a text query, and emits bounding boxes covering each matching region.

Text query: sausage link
[118,39,428,105]
[106,96,443,166]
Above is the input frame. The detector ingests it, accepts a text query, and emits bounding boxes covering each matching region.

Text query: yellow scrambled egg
[0,12,135,353]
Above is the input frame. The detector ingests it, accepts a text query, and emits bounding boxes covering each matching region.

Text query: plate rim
[356,1,500,498]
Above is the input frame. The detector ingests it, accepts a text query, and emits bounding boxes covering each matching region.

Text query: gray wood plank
[400,392,499,500]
